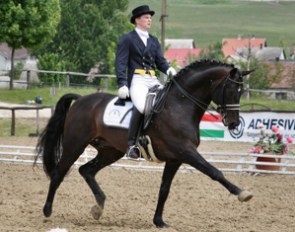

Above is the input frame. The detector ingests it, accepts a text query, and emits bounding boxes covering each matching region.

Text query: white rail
[0,145,295,175]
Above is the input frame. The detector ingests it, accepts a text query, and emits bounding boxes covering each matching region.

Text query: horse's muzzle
[224,110,240,130]
[228,122,239,130]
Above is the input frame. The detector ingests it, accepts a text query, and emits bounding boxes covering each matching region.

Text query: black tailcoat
[115,30,169,88]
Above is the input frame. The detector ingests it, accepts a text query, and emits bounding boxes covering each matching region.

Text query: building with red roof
[164,39,201,68]
[165,48,201,68]
[222,36,267,58]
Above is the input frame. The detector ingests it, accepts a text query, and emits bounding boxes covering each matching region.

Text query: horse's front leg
[185,149,253,202]
[153,161,181,228]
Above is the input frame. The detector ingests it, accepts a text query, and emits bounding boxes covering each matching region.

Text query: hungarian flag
[200,113,224,138]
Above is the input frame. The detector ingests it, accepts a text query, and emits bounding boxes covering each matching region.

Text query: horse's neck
[165,77,208,124]
[174,71,214,102]
[166,67,226,122]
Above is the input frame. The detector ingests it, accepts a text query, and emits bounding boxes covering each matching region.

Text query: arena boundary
[0,145,295,175]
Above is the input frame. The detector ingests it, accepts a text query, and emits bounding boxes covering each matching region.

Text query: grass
[0,87,293,111]
[241,97,294,111]
[0,118,44,136]
[128,0,295,53]
[0,87,106,106]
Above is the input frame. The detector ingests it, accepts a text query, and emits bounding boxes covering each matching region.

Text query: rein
[153,76,215,117]
[171,77,210,112]
[170,77,218,119]
[170,72,244,120]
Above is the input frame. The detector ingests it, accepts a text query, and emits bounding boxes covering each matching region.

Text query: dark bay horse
[35,60,253,228]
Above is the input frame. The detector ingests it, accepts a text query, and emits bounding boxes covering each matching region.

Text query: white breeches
[130,74,163,113]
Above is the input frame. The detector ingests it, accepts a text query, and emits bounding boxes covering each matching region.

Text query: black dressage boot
[126,107,143,159]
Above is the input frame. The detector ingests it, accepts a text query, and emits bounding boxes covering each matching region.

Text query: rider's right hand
[118,85,129,99]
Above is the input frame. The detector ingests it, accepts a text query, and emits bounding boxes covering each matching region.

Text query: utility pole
[246,36,252,100]
[160,0,167,82]
[160,0,167,53]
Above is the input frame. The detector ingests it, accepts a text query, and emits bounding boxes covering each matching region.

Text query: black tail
[35,93,81,177]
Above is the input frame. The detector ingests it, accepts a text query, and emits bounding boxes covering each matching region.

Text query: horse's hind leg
[43,145,86,217]
[153,161,181,228]
[79,146,124,220]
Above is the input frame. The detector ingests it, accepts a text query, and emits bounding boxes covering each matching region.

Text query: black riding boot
[126,107,143,159]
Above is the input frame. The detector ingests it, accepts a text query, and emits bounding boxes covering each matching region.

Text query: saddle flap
[103,97,133,129]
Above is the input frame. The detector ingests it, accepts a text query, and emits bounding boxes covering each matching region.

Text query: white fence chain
[0,145,295,175]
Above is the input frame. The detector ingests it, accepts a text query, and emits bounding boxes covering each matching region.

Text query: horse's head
[169,60,253,130]
[213,68,253,130]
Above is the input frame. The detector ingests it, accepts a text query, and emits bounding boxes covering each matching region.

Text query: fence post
[26,70,31,89]
[66,73,70,87]
[36,109,40,135]
[11,109,15,136]
[104,76,108,90]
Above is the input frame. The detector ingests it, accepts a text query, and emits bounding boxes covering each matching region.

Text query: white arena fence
[0,145,295,175]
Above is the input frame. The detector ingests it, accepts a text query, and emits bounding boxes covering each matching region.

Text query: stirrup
[126,145,141,160]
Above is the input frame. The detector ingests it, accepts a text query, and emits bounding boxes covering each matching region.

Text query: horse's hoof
[156,223,170,228]
[238,190,253,202]
[43,203,52,217]
[90,205,103,220]
[153,218,170,228]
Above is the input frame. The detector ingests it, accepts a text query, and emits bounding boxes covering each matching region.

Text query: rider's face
[135,14,152,31]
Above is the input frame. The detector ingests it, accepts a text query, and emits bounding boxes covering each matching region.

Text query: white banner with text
[200,111,295,144]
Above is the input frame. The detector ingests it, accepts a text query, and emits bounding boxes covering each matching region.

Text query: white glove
[118,85,129,99]
[166,67,177,77]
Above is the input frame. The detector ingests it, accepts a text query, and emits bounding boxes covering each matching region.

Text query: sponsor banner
[200,111,295,144]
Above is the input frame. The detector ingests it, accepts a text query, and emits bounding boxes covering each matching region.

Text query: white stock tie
[135,28,149,46]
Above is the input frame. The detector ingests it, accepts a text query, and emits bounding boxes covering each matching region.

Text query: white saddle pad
[103,97,133,129]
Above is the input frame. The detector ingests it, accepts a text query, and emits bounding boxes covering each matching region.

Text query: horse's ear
[241,69,255,77]
[229,68,238,76]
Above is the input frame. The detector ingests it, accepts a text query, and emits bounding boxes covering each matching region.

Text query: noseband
[171,72,244,123]
[216,74,244,124]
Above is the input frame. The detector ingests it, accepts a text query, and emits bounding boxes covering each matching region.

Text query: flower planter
[255,154,282,171]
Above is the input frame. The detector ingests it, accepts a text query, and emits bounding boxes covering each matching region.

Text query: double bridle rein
[170,72,244,123]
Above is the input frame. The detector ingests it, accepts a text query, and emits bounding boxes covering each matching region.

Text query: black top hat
[130,5,155,24]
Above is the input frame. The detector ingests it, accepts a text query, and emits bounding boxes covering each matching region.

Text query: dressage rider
[115,5,176,159]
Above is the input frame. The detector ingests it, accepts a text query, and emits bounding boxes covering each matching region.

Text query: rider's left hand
[166,67,177,77]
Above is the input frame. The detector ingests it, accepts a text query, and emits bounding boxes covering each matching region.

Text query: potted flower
[250,124,293,171]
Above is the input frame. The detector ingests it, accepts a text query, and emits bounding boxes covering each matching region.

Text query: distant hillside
[127,0,295,54]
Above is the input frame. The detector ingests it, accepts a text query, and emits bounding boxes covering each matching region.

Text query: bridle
[170,71,244,123]
[216,73,244,125]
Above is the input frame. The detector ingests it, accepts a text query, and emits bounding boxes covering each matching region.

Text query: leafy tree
[237,58,288,91]
[0,0,61,89]
[199,41,225,61]
[37,53,67,84]
[39,0,131,79]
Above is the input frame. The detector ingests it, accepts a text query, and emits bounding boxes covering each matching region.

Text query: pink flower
[287,136,293,144]
[252,127,293,155]
[257,123,264,129]
[276,133,282,143]
[251,146,263,154]
[271,126,279,134]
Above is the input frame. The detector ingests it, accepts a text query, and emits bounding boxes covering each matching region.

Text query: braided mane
[175,59,235,79]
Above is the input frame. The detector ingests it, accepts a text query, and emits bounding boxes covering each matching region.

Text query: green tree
[233,57,294,100]
[37,53,66,84]
[39,0,130,78]
[199,41,225,61]
[0,0,61,89]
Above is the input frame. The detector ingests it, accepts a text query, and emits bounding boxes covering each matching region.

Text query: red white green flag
[200,113,224,138]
